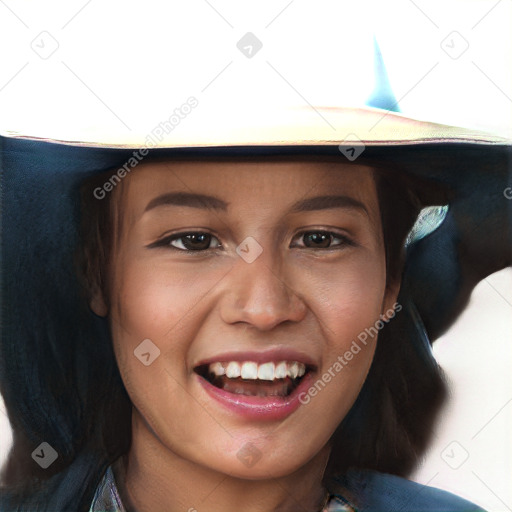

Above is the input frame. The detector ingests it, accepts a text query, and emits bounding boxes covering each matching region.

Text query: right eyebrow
[144,192,229,212]
[289,195,368,216]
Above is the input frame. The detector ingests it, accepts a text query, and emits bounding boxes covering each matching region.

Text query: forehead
[117,157,379,213]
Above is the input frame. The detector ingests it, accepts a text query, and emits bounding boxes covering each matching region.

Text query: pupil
[305,233,330,248]
[183,233,210,250]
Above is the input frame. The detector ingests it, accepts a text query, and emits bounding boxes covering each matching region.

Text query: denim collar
[89,464,356,512]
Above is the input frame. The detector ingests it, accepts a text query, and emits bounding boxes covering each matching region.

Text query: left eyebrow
[289,195,368,215]
[144,192,229,212]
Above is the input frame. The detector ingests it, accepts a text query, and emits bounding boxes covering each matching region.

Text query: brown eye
[292,231,354,250]
[303,232,332,248]
[168,233,221,251]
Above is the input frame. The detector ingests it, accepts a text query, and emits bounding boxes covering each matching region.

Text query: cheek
[292,254,387,427]
[110,256,229,344]
[107,257,236,445]
[107,255,233,418]
[301,250,387,347]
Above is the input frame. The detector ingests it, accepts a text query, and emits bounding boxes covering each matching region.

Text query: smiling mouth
[194,361,313,398]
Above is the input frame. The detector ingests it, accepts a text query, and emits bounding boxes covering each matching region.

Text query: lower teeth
[223,381,291,397]
[209,375,300,397]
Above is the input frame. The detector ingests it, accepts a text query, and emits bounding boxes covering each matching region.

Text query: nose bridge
[221,245,306,330]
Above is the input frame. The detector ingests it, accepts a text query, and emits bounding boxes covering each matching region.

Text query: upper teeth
[209,361,306,381]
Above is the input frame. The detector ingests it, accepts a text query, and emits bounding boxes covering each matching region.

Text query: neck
[117,409,332,512]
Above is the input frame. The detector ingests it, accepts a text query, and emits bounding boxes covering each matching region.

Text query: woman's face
[97,158,397,479]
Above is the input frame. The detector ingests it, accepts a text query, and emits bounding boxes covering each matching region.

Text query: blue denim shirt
[89,463,484,512]
[88,465,354,511]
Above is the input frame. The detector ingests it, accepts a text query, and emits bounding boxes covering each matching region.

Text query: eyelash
[149,230,355,252]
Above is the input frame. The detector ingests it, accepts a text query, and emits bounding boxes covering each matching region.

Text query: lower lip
[197,372,314,421]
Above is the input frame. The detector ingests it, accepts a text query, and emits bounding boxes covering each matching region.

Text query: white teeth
[225,361,241,378]
[257,362,275,381]
[240,361,258,380]
[210,362,225,376]
[288,362,299,379]
[207,360,307,381]
[274,361,287,379]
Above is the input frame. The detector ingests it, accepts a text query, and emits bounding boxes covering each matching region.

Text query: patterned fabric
[89,462,485,511]
[89,464,355,512]
[324,495,356,511]
[89,466,126,512]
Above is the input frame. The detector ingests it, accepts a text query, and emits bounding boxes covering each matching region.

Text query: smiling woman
[87,158,395,464]
[66,154,443,511]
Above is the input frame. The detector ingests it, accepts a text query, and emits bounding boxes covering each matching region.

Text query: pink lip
[194,347,318,368]
[196,371,315,421]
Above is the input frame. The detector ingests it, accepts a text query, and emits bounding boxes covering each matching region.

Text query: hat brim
[1,106,509,149]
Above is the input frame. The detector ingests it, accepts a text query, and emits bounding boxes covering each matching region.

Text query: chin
[197,438,321,481]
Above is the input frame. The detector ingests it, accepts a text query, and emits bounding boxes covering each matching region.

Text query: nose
[219,253,307,331]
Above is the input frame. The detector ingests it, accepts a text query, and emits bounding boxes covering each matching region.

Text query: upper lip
[194,347,318,370]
